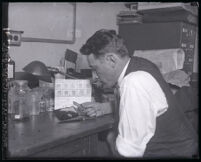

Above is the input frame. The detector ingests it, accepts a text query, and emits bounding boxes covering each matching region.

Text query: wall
[193,27,198,73]
[8,2,198,74]
[8,2,126,72]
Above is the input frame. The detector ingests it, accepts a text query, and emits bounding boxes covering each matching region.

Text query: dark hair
[80,29,129,58]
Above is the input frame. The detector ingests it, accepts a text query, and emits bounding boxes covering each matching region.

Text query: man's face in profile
[87,53,116,88]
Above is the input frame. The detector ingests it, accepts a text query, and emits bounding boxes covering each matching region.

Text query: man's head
[80,29,130,88]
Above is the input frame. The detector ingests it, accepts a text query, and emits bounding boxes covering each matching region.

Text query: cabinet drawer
[31,137,89,158]
[181,23,196,39]
[183,63,193,73]
[180,42,195,49]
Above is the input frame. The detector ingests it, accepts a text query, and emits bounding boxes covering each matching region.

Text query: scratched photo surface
[2,2,199,160]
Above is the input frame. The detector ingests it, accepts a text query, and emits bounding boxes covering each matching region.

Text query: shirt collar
[117,58,131,86]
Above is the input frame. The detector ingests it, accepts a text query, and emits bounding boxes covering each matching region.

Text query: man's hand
[79,102,113,117]
[81,102,104,117]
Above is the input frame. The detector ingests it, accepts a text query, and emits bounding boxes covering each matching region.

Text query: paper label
[14,115,20,119]
[8,64,14,78]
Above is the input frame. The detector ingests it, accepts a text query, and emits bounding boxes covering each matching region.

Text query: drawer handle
[182,28,188,33]
[181,43,187,48]
[189,44,194,49]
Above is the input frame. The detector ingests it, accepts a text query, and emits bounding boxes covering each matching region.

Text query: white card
[54,79,92,110]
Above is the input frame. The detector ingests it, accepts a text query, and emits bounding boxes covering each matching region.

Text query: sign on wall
[8,3,76,44]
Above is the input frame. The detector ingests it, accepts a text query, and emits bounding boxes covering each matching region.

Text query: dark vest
[123,56,198,158]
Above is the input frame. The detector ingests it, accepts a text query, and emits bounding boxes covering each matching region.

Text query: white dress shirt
[115,59,168,157]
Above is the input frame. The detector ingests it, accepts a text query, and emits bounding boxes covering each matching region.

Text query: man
[79,29,198,158]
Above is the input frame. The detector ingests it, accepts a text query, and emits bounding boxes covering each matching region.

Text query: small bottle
[45,97,50,111]
[39,96,46,113]
[49,98,54,111]
[27,91,40,116]
[8,54,15,81]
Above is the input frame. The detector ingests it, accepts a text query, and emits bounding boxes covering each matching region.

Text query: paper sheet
[54,79,92,110]
[133,48,185,74]
[163,70,190,87]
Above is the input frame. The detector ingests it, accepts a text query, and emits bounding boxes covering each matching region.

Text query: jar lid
[14,80,28,85]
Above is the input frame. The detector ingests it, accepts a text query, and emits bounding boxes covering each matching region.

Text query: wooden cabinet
[7,113,114,159]
[119,22,197,74]
[31,134,98,158]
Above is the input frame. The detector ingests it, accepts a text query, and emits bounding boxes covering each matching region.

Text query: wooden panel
[119,21,197,74]
[31,137,89,158]
[8,112,114,157]
[88,133,98,156]
[180,23,196,74]
[119,22,182,54]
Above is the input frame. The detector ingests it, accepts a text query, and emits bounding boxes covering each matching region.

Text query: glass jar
[12,80,30,121]
[27,91,41,116]
[43,88,54,112]
[8,82,16,114]
[49,98,54,111]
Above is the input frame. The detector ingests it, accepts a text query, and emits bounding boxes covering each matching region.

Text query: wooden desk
[8,112,114,158]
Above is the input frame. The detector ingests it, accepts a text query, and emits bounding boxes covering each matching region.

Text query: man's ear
[105,53,117,68]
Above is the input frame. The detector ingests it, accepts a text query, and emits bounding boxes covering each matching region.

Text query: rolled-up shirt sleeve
[116,71,168,157]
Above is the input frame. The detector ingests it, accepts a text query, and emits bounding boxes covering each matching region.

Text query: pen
[73,101,84,109]
[73,101,81,107]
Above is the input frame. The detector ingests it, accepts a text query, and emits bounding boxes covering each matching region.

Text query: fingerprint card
[54,79,92,110]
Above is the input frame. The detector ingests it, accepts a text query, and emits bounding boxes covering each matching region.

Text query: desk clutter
[7,57,113,122]
[8,78,95,122]
[53,103,96,123]
[8,79,54,121]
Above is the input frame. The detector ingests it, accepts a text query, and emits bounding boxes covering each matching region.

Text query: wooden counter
[8,112,114,159]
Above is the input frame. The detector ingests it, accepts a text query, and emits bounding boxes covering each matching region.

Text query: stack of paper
[134,48,185,74]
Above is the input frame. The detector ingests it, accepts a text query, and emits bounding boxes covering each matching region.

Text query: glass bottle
[12,80,30,121]
[39,96,46,113]
[8,83,16,114]
[27,91,40,116]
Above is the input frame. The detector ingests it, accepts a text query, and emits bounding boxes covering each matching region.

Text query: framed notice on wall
[8,2,76,44]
